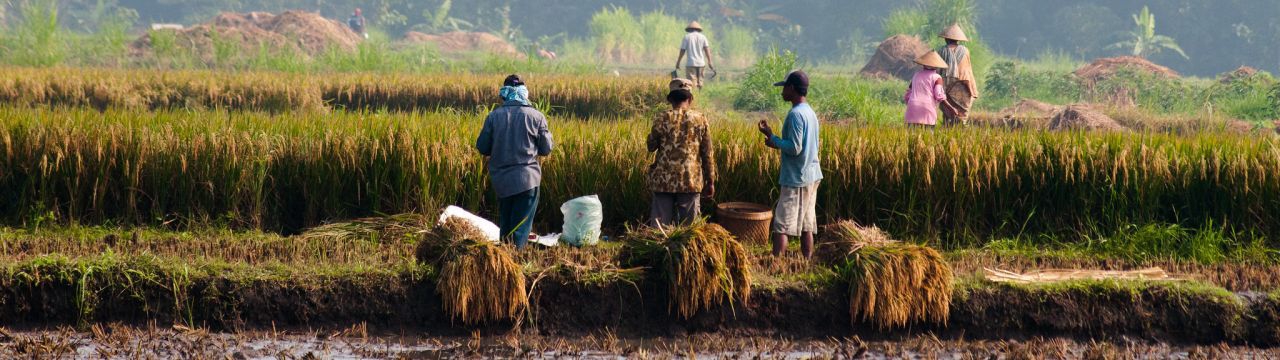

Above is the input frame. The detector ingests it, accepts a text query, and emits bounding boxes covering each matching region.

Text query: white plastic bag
[560,195,602,247]
[437,206,500,244]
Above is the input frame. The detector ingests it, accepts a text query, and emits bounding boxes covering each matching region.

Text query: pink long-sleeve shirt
[903,69,947,126]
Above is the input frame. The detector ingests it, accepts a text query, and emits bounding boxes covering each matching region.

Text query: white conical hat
[915,51,949,69]
[939,24,969,41]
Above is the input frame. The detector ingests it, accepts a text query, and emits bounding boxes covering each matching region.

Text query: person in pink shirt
[903,51,955,127]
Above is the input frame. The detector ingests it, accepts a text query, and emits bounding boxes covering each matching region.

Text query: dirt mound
[1048,105,1126,132]
[859,35,929,81]
[1074,56,1179,83]
[402,31,524,59]
[131,11,361,62]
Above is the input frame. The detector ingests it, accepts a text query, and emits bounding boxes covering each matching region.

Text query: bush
[733,47,797,112]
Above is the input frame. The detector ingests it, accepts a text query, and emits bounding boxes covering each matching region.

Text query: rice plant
[622,222,751,319]
[417,217,527,324]
[1,106,1279,247]
[820,221,953,329]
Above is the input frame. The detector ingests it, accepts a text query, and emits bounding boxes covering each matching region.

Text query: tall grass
[3,107,1280,245]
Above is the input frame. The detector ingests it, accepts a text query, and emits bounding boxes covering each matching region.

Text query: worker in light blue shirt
[757,70,823,258]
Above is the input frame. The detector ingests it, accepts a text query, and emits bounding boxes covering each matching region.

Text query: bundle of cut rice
[623,222,751,319]
[416,217,527,324]
[818,220,952,329]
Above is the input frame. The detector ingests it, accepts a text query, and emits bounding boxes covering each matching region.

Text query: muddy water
[1,326,1276,359]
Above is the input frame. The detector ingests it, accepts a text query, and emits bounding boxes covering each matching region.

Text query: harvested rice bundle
[623,222,752,319]
[416,218,527,324]
[299,213,431,243]
[819,220,952,329]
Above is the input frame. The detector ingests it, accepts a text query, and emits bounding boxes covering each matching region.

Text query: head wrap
[500,85,530,106]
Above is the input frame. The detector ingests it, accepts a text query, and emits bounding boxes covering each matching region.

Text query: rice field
[2,106,1279,245]
[0,67,664,117]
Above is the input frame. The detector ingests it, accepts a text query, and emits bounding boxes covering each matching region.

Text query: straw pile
[1048,104,1127,132]
[416,218,527,324]
[1074,56,1179,84]
[623,222,752,319]
[859,35,930,81]
[817,220,952,329]
[299,213,431,243]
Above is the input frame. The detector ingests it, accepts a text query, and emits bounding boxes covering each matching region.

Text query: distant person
[675,21,715,90]
[757,70,823,258]
[937,24,978,126]
[348,8,367,39]
[904,51,951,128]
[647,78,716,227]
[476,75,554,249]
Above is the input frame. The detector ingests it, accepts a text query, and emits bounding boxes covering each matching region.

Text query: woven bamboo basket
[715,202,773,244]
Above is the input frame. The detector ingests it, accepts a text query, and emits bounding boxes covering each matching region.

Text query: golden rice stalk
[416,218,527,324]
[298,213,431,243]
[622,221,752,319]
[814,220,897,266]
[822,220,952,329]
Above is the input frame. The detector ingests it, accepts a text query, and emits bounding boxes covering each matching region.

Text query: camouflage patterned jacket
[646,109,716,193]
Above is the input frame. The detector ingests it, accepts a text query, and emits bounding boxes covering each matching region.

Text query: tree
[1107,6,1189,60]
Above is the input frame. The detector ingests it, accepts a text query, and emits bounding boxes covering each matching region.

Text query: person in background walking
[904,51,951,128]
[937,24,979,126]
[647,78,716,227]
[757,70,823,258]
[476,75,554,249]
[348,8,367,39]
[675,21,714,90]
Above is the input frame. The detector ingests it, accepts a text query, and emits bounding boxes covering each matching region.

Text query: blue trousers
[498,187,539,249]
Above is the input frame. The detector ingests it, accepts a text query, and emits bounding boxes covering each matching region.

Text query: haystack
[994,99,1062,129]
[402,31,525,59]
[859,35,930,81]
[1074,56,1179,83]
[416,218,527,324]
[131,10,361,62]
[817,220,952,329]
[1220,66,1261,83]
[1048,105,1126,132]
[623,222,752,319]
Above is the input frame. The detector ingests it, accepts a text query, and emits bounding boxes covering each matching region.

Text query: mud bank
[1,260,1277,346]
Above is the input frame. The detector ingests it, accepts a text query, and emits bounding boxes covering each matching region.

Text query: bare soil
[401,31,525,59]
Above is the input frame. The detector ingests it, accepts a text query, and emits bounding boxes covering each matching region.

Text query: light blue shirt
[769,103,823,187]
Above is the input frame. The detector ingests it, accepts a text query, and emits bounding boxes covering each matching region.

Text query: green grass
[977,223,1280,264]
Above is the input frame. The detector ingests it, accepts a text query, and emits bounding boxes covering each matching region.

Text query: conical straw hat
[915,51,949,69]
[939,24,968,41]
[686,21,703,31]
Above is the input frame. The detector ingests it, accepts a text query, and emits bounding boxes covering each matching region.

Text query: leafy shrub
[733,47,797,111]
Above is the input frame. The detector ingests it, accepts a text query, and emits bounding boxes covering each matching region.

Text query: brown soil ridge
[860,35,930,81]
[1,269,1276,345]
[401,31,525,59]
[131,10,361,62]
[1074,56,1179,83]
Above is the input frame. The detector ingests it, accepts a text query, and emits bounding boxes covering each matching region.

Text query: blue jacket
[476,101,554,198]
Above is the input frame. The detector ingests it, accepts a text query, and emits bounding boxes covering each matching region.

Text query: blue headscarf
[500,85,530,106]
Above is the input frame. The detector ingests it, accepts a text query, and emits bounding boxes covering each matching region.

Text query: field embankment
[0,242,1277,345]
[0,67,663,117]
[2,107,1279,244]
